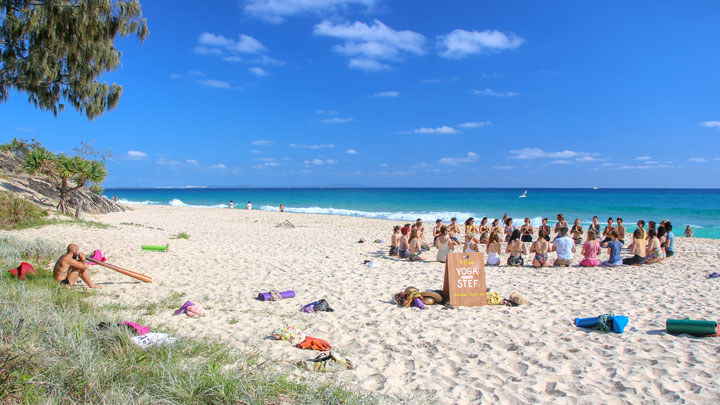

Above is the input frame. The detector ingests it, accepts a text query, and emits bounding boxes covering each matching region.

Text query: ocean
[104,188,720,239]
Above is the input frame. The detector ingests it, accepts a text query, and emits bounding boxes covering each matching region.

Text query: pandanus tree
[0,0,148,120]
[24,148,107,213]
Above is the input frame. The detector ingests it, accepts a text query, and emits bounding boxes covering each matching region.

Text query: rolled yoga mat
[142,244,168,252]
[256,290,295,301]
[666,318,718,336]
[574,315,629,333]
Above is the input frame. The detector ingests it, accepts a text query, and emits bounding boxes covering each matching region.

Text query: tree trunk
[58,178,68,213]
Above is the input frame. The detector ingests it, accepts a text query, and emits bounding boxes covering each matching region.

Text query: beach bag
[508,255,524,266]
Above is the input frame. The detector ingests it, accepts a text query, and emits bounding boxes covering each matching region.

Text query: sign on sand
[442,252,486,307]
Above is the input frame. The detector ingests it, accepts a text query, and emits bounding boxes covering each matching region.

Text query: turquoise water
[104,188,720,239]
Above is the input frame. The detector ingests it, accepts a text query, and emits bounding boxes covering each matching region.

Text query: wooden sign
[443,252,486,307]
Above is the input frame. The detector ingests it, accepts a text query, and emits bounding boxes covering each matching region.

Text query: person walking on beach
[229,200,234,209]
[53,244,100,289]
[551,228,575,267]
[279,203,285,212]
[246,201,252,210]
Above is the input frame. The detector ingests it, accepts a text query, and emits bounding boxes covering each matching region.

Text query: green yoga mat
[666,318,717,336]
[142,244,168,252]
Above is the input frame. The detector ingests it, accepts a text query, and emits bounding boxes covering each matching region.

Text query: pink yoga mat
[256,290,295,301]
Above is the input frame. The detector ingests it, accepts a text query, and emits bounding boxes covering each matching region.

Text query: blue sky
[2,0,720,188]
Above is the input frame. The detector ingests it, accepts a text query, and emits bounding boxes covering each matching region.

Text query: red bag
[296,336,331,351]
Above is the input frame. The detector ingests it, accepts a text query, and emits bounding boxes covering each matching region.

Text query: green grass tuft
[0,191,54,230]
[0,237,378,404]
[172,232,190,240]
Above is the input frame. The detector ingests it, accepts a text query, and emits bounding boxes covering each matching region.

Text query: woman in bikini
[530,229,550,267]
[504,217,515,242]
[588,216,601,239]
[505,229,526,266]
[579,229,601,267]
[539,218,551,241]
[601,217,615,247]
[570,219,584,245]
[464,217,478,242]
[389,225,401,256]
[436,226,453,262]
[520,217,534,243]
[432,219,442,248]
[486,231,502,266]
[478,217,490,245]
[408,229,426,261]
[554,214,569,239]
[491,219,503,236]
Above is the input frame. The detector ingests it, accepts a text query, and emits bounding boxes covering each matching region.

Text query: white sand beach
[4,205,720,404]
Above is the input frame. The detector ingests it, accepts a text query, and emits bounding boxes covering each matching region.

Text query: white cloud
[210,164,226,170]
[314,19,425,71]
[345,149,358,154]
[186,159,199,165]
[319,117,353,124]
[617,164,678,170]
[252,55,285,66]
[438,29,524,59]
[699,121,720,128]
[575,156,600,162]
[471,88,520,97]
[635,156,651,161]
[290,143,335,149]
[126,150,147,159]
[249,67,269,77]
[509,148,585,159]
[414,126,459,135]
[438,152,479,165]
[305,158,338,166]
[316,109,339,115]
[197,79,233,89]
[156,158,179,165]
[252,140,274,146]
[244,0,377,23]
[374,90,399,98]
[252,161,279,169]
[348,58,390,71]
[493,165,514,170]
[197,32,266,54]
[458,121,492,128]
[250,149,262,154]
[550,160,573,165]
[689,157,708,162]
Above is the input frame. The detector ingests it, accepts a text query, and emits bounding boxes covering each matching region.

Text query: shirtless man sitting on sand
[53,243,100,288]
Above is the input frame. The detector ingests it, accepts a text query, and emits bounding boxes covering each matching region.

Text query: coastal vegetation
[0,236,374,404]
[0,0,149,119]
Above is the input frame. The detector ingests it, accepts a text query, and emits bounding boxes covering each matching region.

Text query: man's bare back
[53,243,100,288]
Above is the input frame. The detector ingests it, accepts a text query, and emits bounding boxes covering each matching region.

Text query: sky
[2,0,720,188]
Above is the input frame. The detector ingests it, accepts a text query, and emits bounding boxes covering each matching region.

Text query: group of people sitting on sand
[388,214,677,267]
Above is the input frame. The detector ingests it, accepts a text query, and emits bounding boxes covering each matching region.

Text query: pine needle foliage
[0,0,149,120]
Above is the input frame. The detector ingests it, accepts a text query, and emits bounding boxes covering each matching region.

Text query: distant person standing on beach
[246,201,252,210]
[280,203,285,212]
[684,225,694,238]
[228,200,234,209]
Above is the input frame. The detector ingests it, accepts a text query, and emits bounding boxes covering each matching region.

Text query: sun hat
[9,262,36,280]
[404,286,419,294]
[420,290,443,305]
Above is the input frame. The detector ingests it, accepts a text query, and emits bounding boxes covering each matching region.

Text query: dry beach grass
[3,205,720,404]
